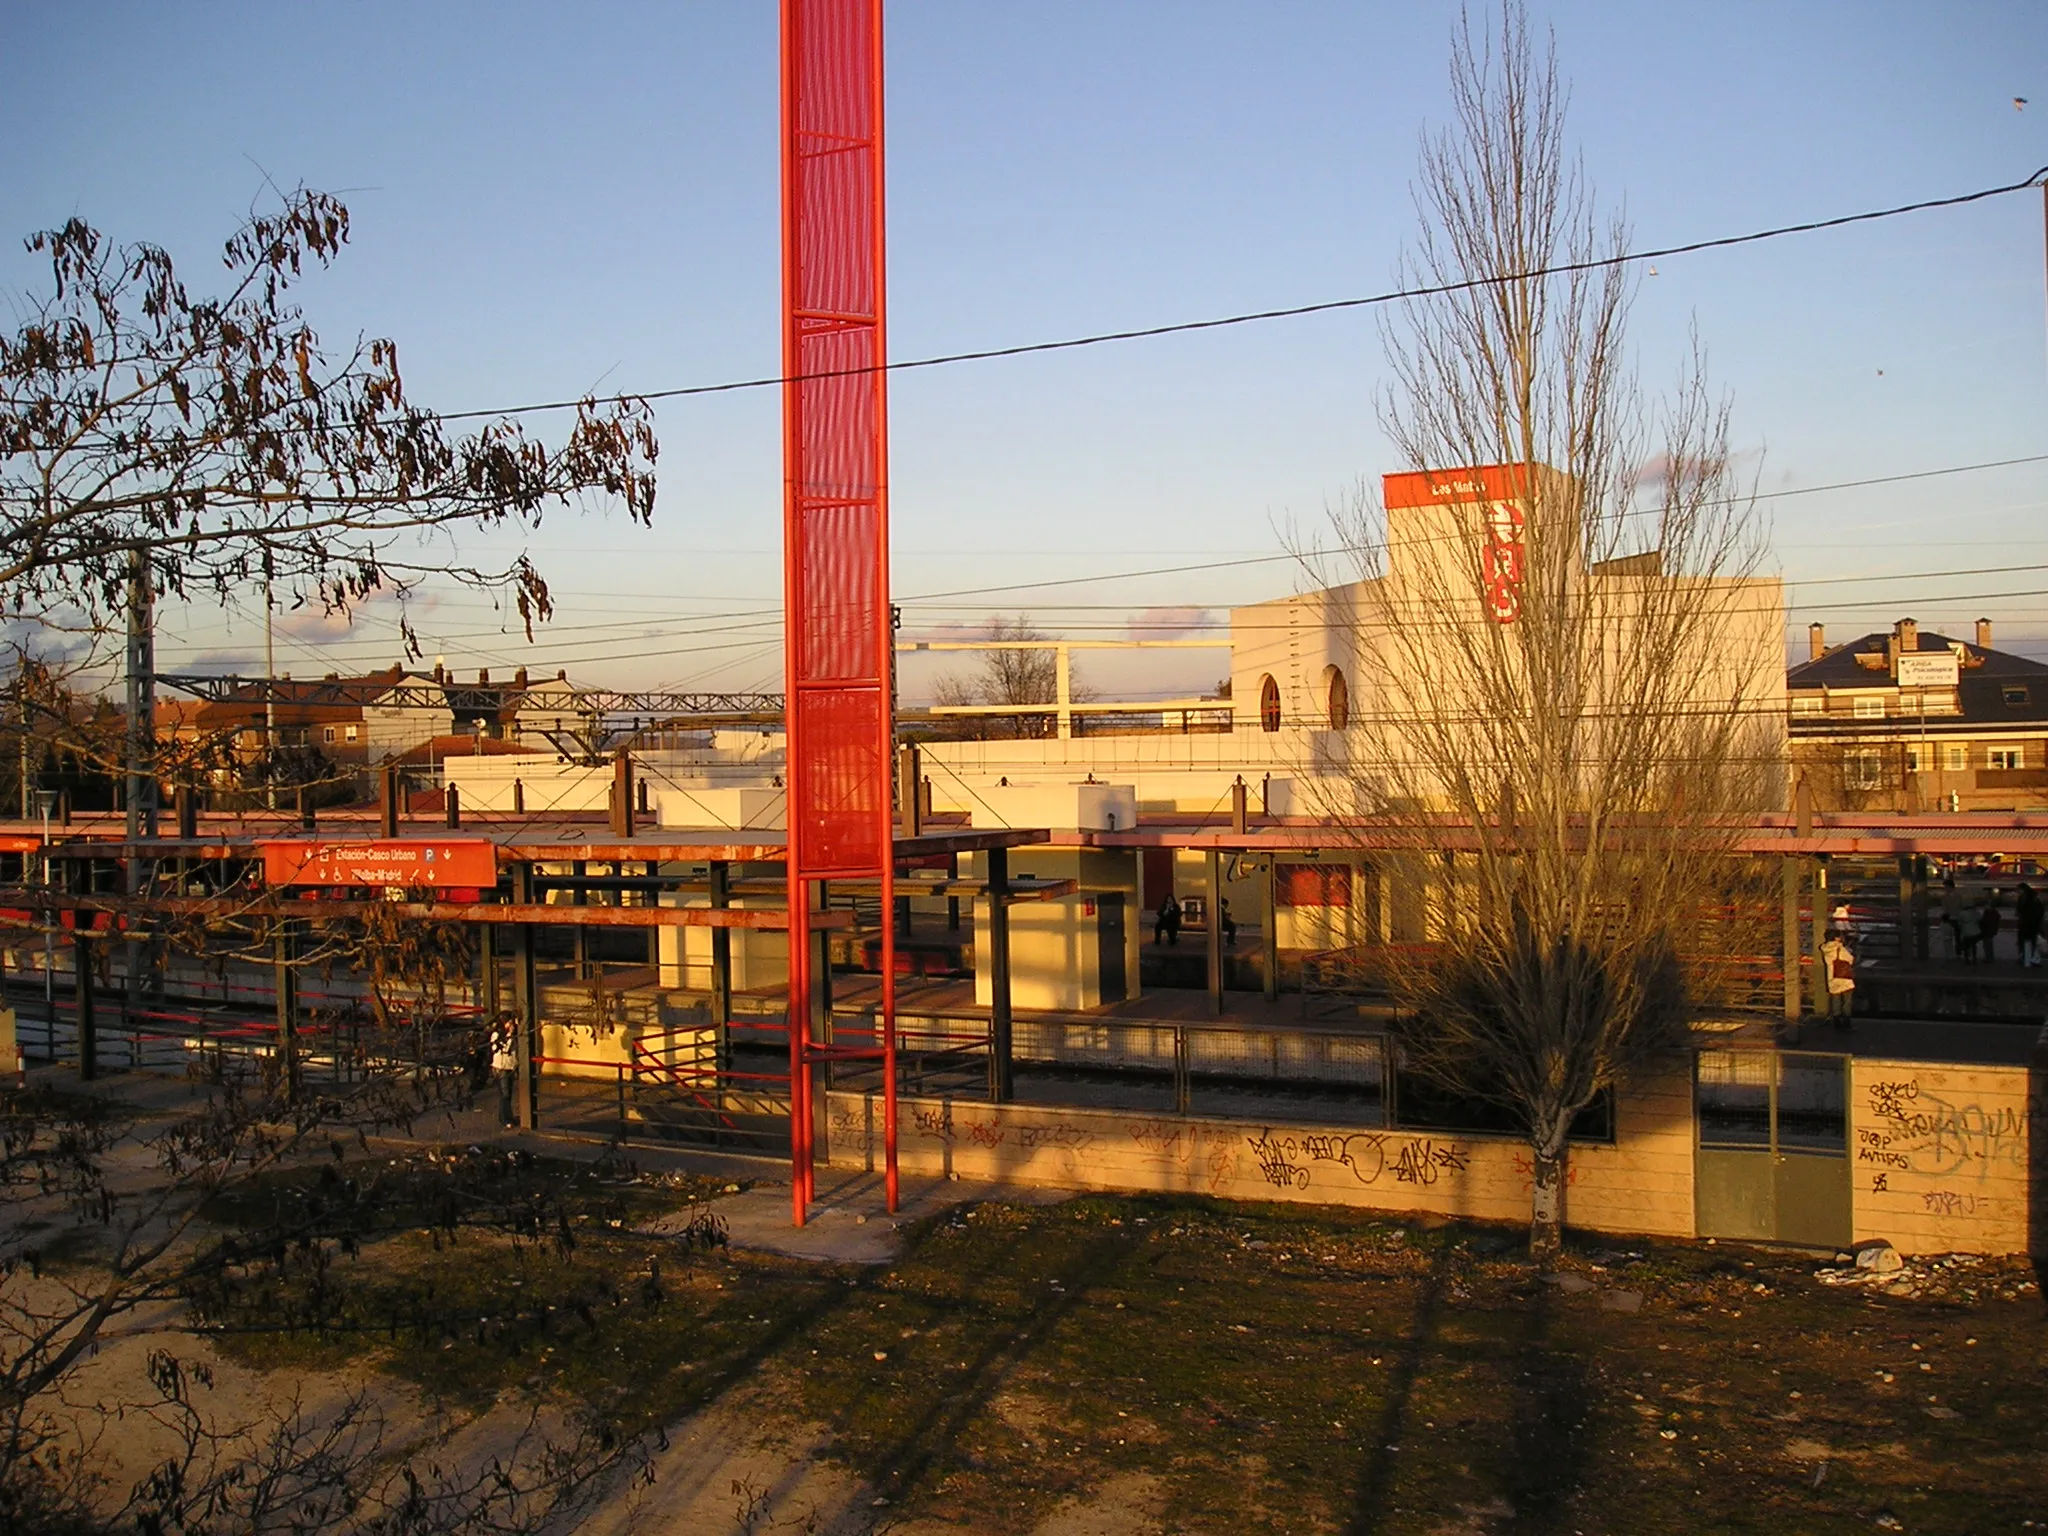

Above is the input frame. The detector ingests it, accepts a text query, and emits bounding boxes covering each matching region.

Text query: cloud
[1634,445,1763,495]
[1126,606,1222,640]
[177,648,265,675]
[273,585,437,643]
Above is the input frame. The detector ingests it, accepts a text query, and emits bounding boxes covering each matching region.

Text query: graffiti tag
[1391,1138,1471,1186]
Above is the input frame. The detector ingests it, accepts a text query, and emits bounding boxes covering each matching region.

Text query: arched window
[1324,665,1349,731]
[1258,674,1281,733]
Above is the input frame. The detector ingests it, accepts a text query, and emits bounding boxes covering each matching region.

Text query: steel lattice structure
[781,0,897,1222]
[156,673,783,719]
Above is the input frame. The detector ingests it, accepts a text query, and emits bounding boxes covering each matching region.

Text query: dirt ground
[10,1079,2047,1534]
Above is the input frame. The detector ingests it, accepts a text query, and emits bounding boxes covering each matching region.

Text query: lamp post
[35,789,56,1061]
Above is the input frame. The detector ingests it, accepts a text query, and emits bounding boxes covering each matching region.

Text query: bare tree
[932,615,1086,739]
[1325,6,1781,1261]
[1,188,657,658]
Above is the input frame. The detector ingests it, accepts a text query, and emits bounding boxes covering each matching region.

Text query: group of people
[1783,873,2048,1030]
[1938,878,2044,966]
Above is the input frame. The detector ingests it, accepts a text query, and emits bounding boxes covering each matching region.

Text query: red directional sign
[261,839,499,889]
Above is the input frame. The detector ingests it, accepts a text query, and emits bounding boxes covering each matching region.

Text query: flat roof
[1698,1015,2046,1068]
[9,821,1050,866]
[1046,818,2048,859]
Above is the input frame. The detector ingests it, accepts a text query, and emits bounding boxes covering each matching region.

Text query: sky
[3,0,2046,702]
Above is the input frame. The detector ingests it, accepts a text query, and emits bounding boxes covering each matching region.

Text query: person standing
[2016,883,2043,968]
[1940,876,1965,960]
[490,1015,520,1128]
[1819,927,1856,1024]
[1219,897,1237,948]
[1154,893,1180,947]
[1979,892,2004,965]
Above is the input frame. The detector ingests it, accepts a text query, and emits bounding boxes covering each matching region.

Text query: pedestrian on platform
[1980,892,2004,964]
[490,1016,520,1128]
[2016,883,2043,968]
[1820,928,1856,1023]
[1219,897,1237,948]
[1940,877,1965,959]
[1154,894,1181,947]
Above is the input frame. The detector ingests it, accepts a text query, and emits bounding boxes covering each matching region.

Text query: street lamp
[34,789,56,1062]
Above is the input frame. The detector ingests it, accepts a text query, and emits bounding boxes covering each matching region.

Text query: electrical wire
[421,166,2048,423]
[141,451,2048,667]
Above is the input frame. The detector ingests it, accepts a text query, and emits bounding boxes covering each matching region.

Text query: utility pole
[18,684,29,821]
[124,550,158,1036]
[264,577,277,811]
[124,551,158,840]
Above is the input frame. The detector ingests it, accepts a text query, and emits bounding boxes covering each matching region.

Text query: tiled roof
[1789,632,2048,728]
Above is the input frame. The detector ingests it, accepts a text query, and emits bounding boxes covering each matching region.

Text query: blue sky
[3,1,2045,698]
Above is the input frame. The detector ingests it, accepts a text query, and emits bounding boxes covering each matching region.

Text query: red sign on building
[1482,497,1526,624]
[1382,463,1532,510]
[261,839,499,890]
[1384,464,1530,625]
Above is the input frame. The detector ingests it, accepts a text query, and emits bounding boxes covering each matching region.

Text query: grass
[196,1167,2048,1534]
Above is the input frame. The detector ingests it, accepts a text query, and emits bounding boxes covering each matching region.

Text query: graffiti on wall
[1858,1077,2029,1183]
[1240,1129,1470,1193]
[1510,1151,1582,1194]
[1124,1118,1240,1194]
[832,1102,1101,1158]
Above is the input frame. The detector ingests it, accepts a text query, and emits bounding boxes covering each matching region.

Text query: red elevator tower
[781,0,897,1223]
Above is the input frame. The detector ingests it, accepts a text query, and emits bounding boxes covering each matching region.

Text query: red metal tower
[781,0,897,1224]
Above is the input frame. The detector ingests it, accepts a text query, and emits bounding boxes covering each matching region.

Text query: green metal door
[1772,1053,1852,1250]
[1695,1049,1851,1248]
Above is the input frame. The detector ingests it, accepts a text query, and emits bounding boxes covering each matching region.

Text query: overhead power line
[427,166,2048,425]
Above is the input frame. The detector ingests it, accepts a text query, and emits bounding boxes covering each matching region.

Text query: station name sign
[261,838,499,889]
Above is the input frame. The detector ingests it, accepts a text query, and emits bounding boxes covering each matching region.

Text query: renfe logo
[1483,500,1526,624]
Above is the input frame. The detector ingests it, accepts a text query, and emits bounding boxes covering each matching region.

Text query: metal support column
[1262,856,1279,1003]
[511,863,540,1130]
[1788,777,1813,1023]
[988,847,1013,1102]
[1206,850,1224,1016]
[709,860,732,1084]
[1900,856,1916,962]
[122,552,157,1041]
[1781,857,1801,1022]
[1893,852,1913,934]
[480,920,499,1022]
[645,861,660,970]
[570,861,590,980]
[74,933,95,1080]
[780,0,894,1224]
[809,881,831,1167]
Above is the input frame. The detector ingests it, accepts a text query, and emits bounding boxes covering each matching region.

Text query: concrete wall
[1850,1056,2041,1256]
[443,756,603,813]
[1228,586,1359,736]
[652,787,786,832]
[968,847,1140,1011]
[655,861,790,993]
[824,1055,1696,1239]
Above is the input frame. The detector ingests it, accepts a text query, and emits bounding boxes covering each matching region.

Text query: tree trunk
[1529,1141,1568,1265]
